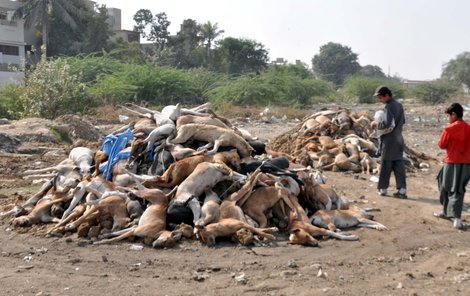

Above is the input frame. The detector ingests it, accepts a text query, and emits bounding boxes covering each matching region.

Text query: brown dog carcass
[94,186,181,248]
[171,123,254,158]
[168,161,246,224]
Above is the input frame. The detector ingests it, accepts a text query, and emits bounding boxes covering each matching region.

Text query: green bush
[0,84,24,119]
[89,64,198,105]
[19,58,93,119]
[65,55,125,84]
[207,69,334,107]
[342,76,406,103]
[412,79,459,104]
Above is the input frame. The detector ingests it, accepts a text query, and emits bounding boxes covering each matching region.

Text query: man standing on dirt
[435,103,470,229]
[371,86,407,199]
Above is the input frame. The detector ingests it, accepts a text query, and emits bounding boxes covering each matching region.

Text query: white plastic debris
[369,176,379,183]
[118,115,129,123]
[129,244,144,251]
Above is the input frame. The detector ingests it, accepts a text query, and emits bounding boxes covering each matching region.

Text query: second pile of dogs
[3,104,391,249]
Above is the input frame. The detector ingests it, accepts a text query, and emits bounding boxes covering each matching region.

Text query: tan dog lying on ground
[287,196,359,247]
[321,152,362,172]
[194,218,277,247]
[63,194,129,233]
[169,161,246,224]
[241,183,297,228]
[48,203,87,235]
[298,172,347,211]
[310,205,387,231]
[94,186,181,248]
[126,150,240,188]
[359,152,380,175]
[176,114,229,129]
[11,196,70,227]
[0,179,53,218]
[171,123,254,158]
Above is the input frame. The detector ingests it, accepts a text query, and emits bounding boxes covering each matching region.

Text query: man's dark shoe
[393,192,407,199]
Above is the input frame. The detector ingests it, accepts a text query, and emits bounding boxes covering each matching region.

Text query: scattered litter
[369,176,379,183]
[129,244,144,251]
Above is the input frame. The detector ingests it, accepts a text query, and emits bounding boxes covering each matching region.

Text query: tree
[169,19,204,68]
[215,37,269,74]
[200,21,224,58]
[48,3,112,56]
[311,42,360,86]
[13,0,82,57]
[359,65,386,78]
[442,52,470,89]
[134,10,171,50]
[133,9,154,39]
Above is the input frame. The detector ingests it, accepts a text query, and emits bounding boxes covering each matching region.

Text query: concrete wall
[0,71,23,85]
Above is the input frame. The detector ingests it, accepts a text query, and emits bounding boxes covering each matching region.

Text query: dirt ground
[1,102,470,296]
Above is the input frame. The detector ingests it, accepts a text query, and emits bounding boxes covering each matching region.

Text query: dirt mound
[54,114,101,142]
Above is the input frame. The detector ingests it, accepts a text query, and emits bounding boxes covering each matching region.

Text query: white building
[0,0,25,85]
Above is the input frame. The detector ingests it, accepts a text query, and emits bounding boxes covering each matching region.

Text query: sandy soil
[1,103,470,296]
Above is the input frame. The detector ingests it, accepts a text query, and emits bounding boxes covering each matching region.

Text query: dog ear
[291,228,301,234]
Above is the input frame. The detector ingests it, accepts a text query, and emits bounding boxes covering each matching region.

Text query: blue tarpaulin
[100,129,134,181]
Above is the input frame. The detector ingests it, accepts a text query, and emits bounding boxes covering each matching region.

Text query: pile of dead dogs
[1,103,390,249]
[270,109,433,173]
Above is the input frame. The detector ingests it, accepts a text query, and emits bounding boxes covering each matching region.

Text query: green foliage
[312,42,361,86]
[14,0,83,56]
[358,65,386,78]
[65,54,125,83]
[412,79,459,104]
[208,68,333,107]
[187,68,227,101]
[442,52,470,89]
[89,64,197,105]
[19,58,93,119]
[342,76,406,103]
[0,84,24,119]
[214,37,269,74]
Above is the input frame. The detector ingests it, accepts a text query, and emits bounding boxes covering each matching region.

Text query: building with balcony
[0,0,25,85]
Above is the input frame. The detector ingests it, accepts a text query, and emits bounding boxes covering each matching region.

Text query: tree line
[0,1,468,119]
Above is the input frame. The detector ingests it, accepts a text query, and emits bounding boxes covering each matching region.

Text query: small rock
[287,259,298,268]
[457,252,468,257]
[77,240,90,247]
[101,255,108,262]
[234,272,248,284]
[34,247,48,254]
[193,272,206,282]
[396,282,403,289]
[280,270,298,277]
[23,255,33,262]
[317,268,328,279]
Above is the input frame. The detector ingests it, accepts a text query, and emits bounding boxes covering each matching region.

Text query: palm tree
[13,0,81,58]
[200,21,224,58]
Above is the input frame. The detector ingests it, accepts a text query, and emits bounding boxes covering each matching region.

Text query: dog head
[289,228,319,247]
[10,216,31,227]
[194,224,216,247]
[234,228,254,246]
[152,230,182,248]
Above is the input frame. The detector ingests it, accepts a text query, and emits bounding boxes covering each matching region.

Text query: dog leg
[94,227,138,244]
[188,198,202,224]
[62,183,87,219]
[357,218,387,230]
[205,140,221,155]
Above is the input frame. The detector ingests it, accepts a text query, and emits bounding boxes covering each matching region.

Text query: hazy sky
[97,0,470,80]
